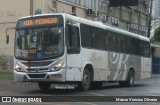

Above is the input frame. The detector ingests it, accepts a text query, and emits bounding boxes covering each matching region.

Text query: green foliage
[0,70,13,80]
[154,27,160,41]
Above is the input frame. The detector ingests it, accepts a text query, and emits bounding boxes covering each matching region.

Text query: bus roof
[18,13,150,42]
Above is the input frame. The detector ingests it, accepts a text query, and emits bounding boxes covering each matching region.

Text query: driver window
[66,24,80,54]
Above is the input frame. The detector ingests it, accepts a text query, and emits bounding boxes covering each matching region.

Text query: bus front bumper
[13,69,66,82]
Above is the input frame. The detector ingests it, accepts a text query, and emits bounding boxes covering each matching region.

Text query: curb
[0,80,37,86]
[151,74,160,78]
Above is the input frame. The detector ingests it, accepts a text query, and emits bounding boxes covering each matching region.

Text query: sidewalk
[152,74,160,78]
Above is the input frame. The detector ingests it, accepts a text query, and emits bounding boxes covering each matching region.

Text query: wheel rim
[83,74,89,85]
[81,70,91,90]
[130,75,134,85]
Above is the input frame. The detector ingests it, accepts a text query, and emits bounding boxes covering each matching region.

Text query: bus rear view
[14,15,65,90]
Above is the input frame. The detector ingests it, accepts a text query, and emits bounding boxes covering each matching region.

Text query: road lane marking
[89,92,105,96]
[76,102,97,105]
[147,93,160,96]
[57,96,97,105]
[0,91,10,94]
[140,81,160,84]
[147,102,160,105]
[50,104,70,105]
[37,102,68,105]
[136,81,160,85]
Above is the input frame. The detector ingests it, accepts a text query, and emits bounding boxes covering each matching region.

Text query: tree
[154,26,160,41]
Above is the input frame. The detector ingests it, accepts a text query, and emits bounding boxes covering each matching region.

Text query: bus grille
[27,68,49,72]
[21,61,53,67]
[28,74,46,78]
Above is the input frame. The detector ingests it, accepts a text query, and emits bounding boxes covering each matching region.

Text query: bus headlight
[51,60,65,71]
[14,64,24,72]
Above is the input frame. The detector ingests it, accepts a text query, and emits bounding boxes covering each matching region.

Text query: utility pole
[147,0,153,38]
[30,0,33,15]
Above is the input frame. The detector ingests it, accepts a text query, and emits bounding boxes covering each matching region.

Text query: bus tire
[78,69,91,91]
[126,70,134,87]
[38,82,51,91]
[119,70,134,87]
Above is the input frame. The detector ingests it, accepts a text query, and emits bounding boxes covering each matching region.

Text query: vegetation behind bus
[154,26,160,41]
[0,70,13,80]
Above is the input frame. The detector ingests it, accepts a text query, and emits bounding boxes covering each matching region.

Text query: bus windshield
[15,27,64,60]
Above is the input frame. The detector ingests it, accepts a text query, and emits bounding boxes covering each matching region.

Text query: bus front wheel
[78,69,91,91]
[38,82,51,91]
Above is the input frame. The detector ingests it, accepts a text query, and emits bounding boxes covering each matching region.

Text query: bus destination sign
[17,16,60,28]
[23,17,58,26]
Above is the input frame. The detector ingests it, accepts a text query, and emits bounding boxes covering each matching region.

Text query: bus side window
[66,24,80,54]
[107,31,116,52]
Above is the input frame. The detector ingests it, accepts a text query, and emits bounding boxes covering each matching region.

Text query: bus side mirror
[6,35,9,44]
[6,27,15,44]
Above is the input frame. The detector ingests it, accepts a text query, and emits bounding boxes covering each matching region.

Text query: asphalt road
[0,77,160,105]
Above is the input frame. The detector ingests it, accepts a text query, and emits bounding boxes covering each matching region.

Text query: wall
[0,0,30,70]
[0,0,30,22]
[0,0,30,55]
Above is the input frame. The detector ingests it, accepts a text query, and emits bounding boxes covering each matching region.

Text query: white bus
[13,13,151,91]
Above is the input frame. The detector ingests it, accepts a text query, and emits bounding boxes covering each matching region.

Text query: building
[151,0,160,38]
[152,0,160,18]
[0,0,150,70]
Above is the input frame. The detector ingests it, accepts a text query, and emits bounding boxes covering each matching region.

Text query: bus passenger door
[65,23,82,81]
